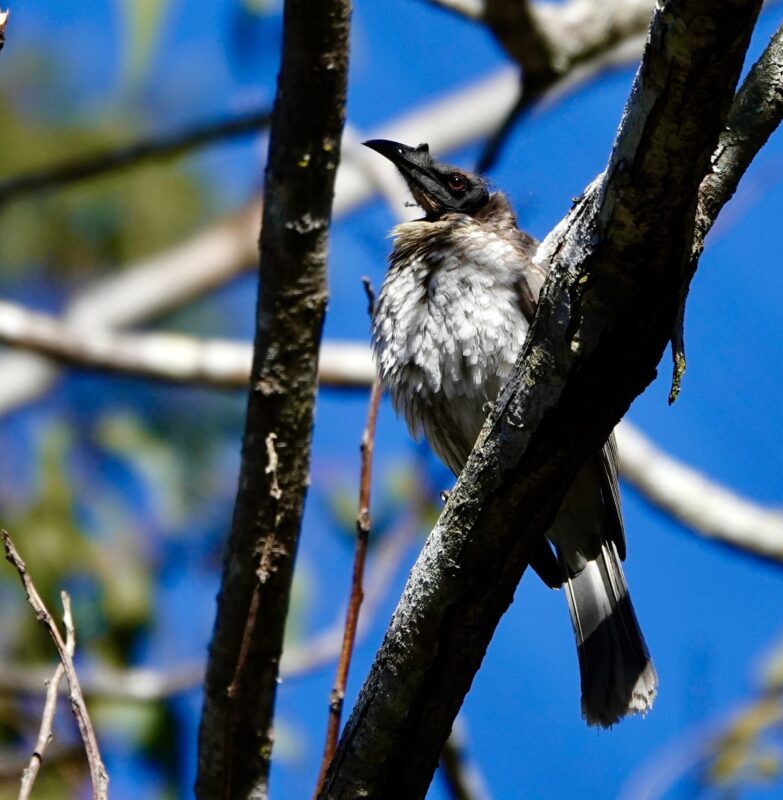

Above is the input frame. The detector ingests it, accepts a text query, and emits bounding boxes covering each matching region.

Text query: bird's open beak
[362,140,435,182]
[362,140,443,216]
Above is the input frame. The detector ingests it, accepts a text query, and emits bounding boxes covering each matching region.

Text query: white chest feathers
[372,218,531,466]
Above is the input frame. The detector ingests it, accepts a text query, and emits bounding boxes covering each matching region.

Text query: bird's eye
[447,173,466,192]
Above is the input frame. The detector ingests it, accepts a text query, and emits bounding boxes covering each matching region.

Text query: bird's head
[363,139,489,219]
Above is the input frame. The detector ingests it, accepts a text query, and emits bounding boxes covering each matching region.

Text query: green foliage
[0,99,207,278]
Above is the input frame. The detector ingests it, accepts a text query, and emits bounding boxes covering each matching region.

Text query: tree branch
[195,0,351,796]
[2,531,108,800]
[475,0,656,170]
[321,2,765,797]
[0,109,272,208]
[438,718,492,800]
[0,299,377,389]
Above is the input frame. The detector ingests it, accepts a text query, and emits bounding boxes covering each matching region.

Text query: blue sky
[3,2,783,798]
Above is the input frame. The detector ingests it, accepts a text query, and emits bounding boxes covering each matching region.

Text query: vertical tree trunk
[196,2,351,798]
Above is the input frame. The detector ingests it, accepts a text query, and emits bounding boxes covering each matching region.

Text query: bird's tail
[559,538,658,727]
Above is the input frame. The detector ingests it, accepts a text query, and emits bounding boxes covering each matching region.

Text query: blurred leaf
[117,0,170,88]
[96,412,188,530]
[763,641,783,692]
[94,697,164,746]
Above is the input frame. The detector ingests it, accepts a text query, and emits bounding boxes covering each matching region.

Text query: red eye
[447,173,466,192]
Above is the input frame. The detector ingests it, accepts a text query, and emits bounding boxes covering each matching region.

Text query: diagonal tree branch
[0,109,272,208]
[617,421,783,563]
[473,0,657,170]
[195,0,351,797]
[320,2,766,797]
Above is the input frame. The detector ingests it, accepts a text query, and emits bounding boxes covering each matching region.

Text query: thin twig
[18,593,74,800]
[2,531,109,800]
[313,281,383,798]
[0,109,272,208]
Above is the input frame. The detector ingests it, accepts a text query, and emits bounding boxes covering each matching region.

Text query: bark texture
[321,1,763,797]
[196,1,350,798]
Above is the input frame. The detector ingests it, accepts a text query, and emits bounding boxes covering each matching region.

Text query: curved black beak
[362,139,433,175]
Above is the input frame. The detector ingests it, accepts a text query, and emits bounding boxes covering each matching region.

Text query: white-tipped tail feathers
[561,539,657,727]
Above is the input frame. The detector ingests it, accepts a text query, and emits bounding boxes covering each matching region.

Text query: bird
[363,138,658,727]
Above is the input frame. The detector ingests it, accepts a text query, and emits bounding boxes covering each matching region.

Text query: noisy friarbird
[364,138,657,727]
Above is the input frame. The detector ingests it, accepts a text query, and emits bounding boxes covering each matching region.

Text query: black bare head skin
[363,139,489,219]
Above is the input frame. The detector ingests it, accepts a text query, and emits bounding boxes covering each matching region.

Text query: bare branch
[0,109,272,208]
[321,3,765,796]
[484,0,556,77]
[423,0,483,21]
[0,300,378,390]
[476,0,656,169]
[2,532,108,800]
[0,662,206,702]
[18,594,74,800]
[616,422,783,563]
